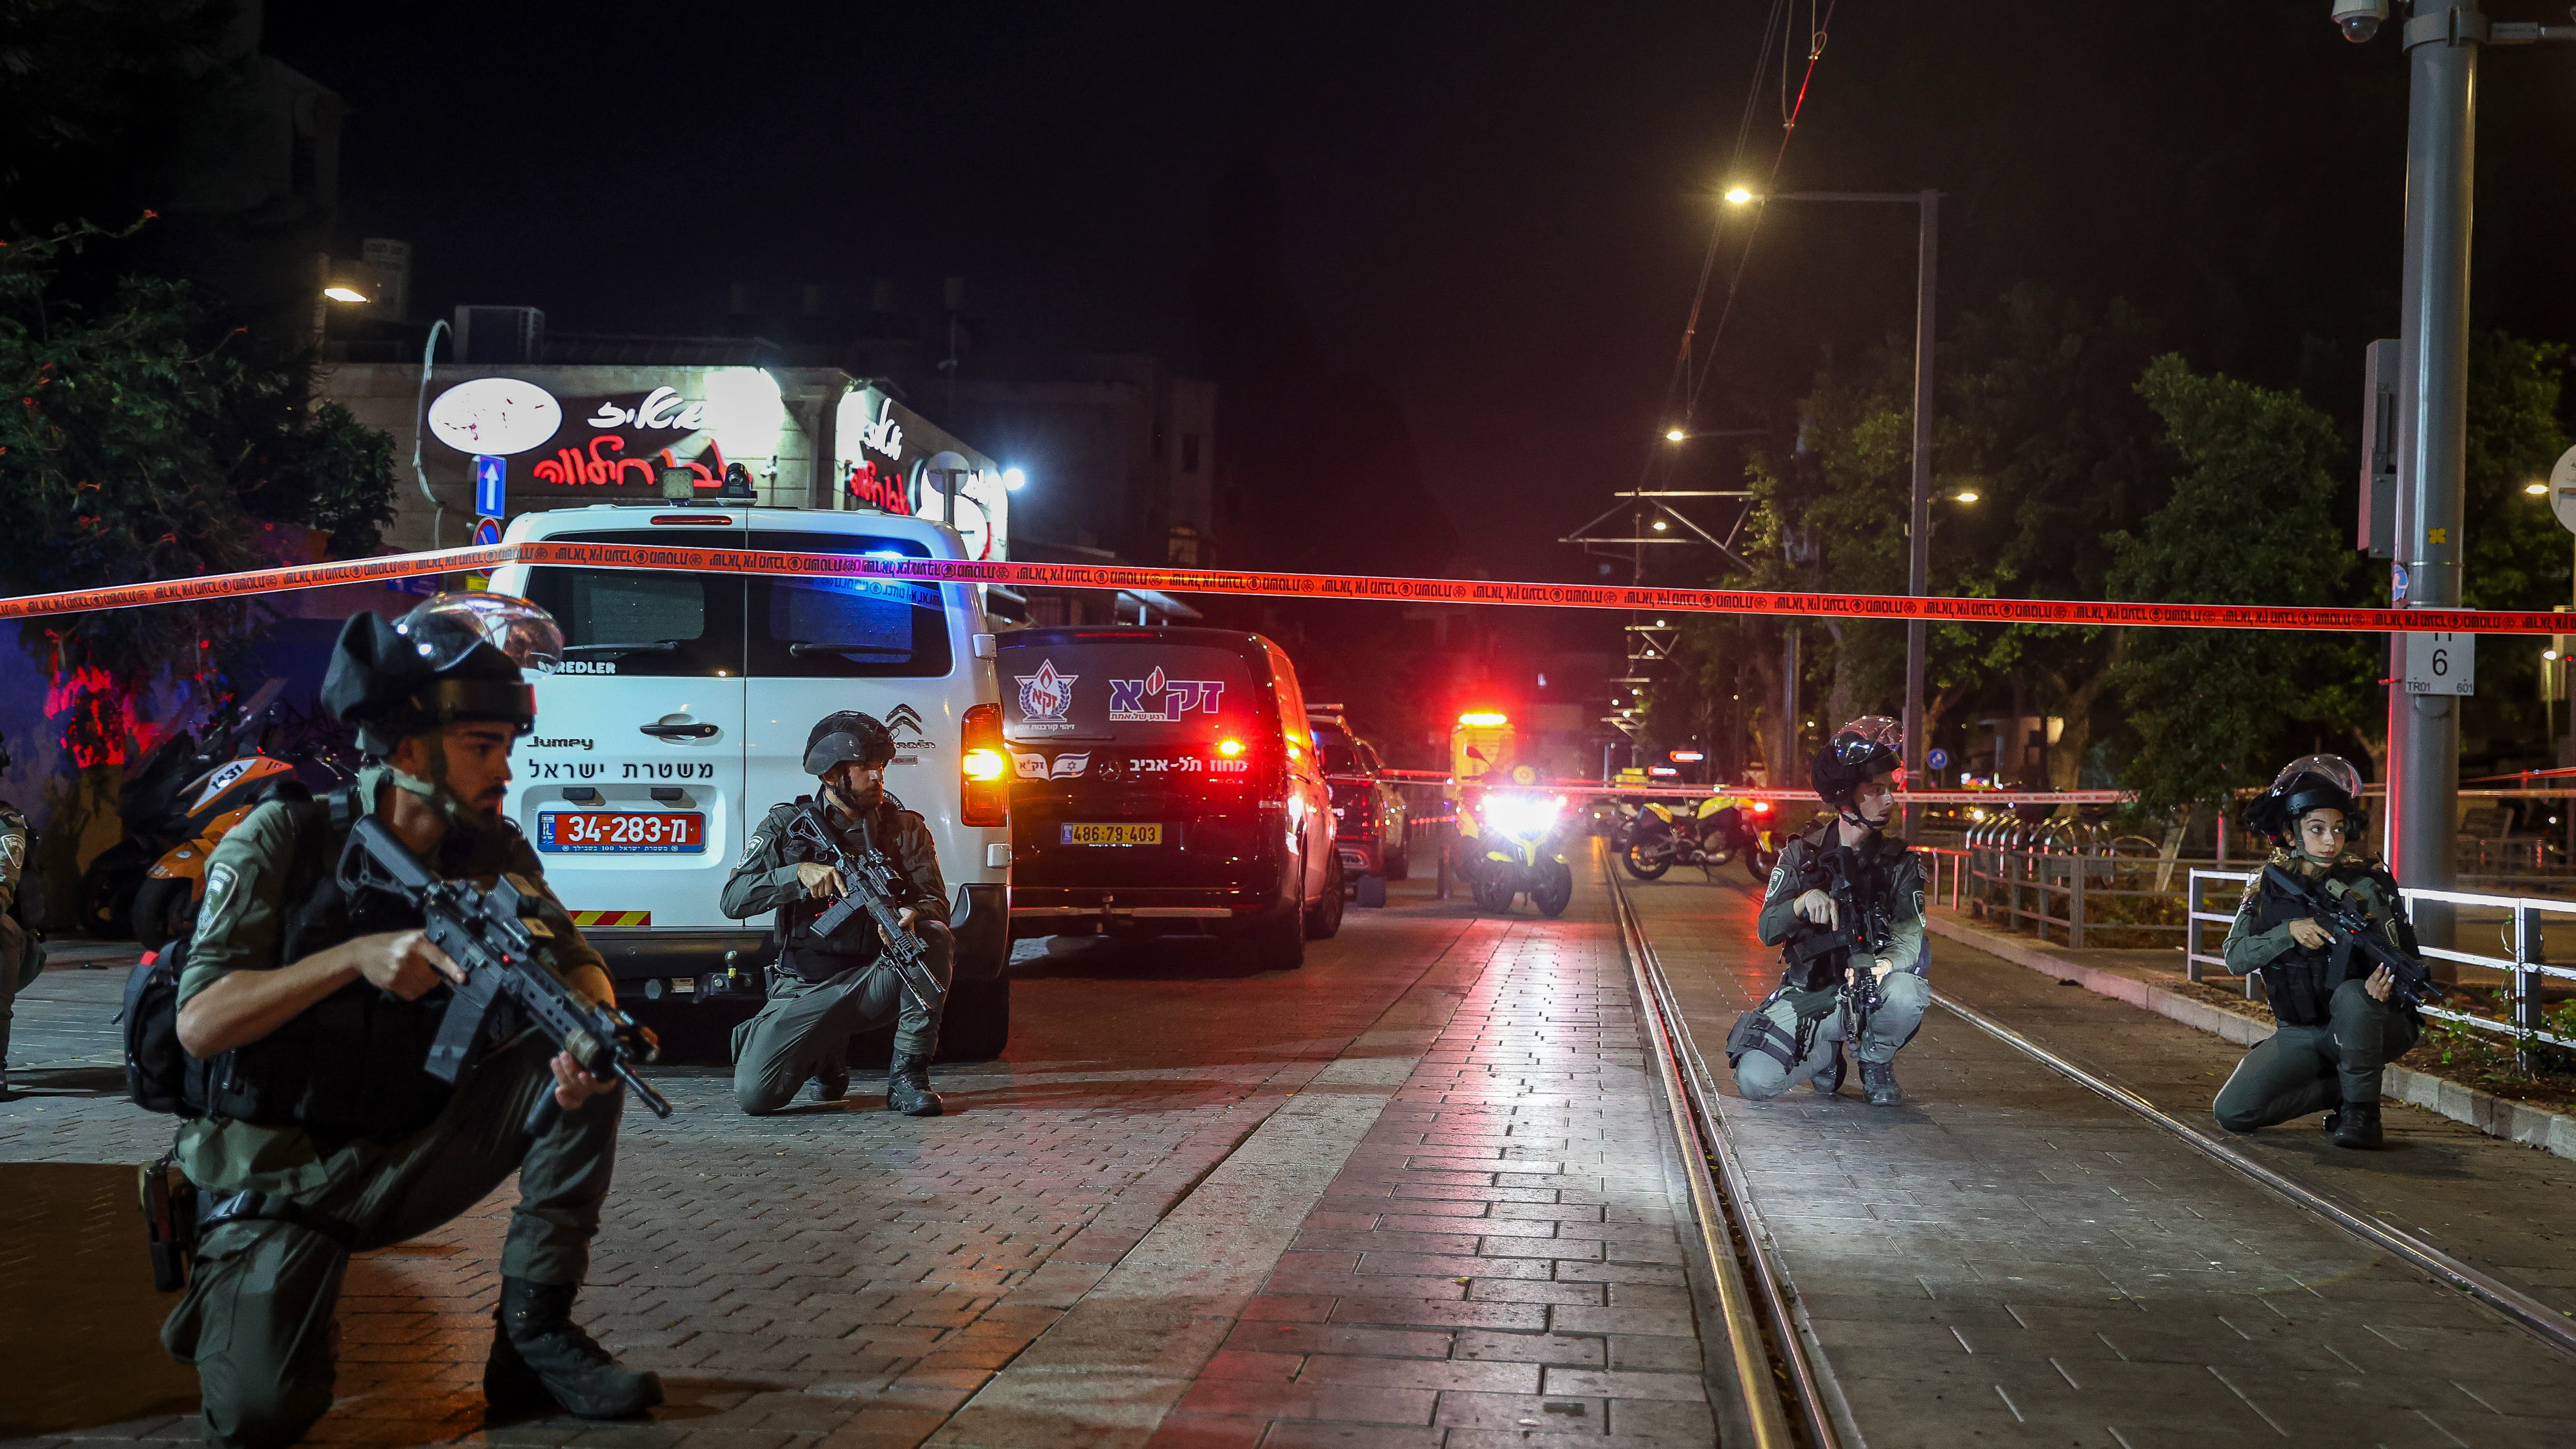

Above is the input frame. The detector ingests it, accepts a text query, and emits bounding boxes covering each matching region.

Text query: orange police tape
[2,539,2568,636]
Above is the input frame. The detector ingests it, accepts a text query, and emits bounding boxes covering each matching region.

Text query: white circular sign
[2551,444,2576,536]
[427,377,563,456]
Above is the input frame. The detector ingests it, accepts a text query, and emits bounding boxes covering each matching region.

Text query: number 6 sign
[2403,631,2476,697]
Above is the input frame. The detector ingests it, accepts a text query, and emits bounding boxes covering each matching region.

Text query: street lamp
[1665,427,1688,443]
[1726,182,1942,834]
[1952,490,1980,504]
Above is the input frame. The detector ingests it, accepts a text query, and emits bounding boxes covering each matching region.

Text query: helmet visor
[1832,715,1903,764]
[397,593,565,675]
[2270,754,2363,802]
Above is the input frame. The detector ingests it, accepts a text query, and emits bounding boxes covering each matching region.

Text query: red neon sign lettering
[843,459,912,515]
[531,437,732,490]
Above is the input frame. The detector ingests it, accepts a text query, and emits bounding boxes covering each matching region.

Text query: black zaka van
[998,627,1344,967]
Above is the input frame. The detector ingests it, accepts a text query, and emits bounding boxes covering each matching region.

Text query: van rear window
[524,527,952,679]
[1000,642,1264,742]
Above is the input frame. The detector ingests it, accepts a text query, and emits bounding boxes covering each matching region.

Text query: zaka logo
[885,704,925,735]
[1109,666,1225,722]
[1014,659,1078,731]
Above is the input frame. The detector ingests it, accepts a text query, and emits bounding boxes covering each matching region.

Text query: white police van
[484,503,1014,1055]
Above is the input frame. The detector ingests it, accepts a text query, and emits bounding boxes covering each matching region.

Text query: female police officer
[2216,755,2420,1150]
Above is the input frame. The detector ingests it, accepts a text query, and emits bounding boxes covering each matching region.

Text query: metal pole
[1781,626,1801,786]
[1902,191,1939,843]
[2387,0,2480,950]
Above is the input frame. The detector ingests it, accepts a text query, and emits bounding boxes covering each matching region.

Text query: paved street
[1632,868,2576,1449]
[0,858,1719,1448]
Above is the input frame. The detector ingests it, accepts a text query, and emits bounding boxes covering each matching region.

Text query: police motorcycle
[1456,765,1576,917]
[1621,790,1779,884]
[77,681,357,941]
[127,696,359,947]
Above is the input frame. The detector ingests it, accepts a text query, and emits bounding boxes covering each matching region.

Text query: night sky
[265,1,2576,584]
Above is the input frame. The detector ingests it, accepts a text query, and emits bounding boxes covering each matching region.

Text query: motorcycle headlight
[1483,792,1562,837]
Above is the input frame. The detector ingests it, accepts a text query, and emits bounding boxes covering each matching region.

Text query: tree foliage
[0,223,395,763]
[2102,355,2367,812]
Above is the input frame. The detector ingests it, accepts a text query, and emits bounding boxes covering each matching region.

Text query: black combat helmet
[322,593,563,757]
[803,710,896,776]
[2243,753,2366,842]
[1811,715,1903,810]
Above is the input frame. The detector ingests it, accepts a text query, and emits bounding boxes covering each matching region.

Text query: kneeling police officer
[2216,755,2421,1150]
[161,596,660,1448]
[723,710,952,1116]
[1732,717,1932,1106]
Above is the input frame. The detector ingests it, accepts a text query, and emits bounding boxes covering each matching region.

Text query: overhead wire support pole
[1904,189,1940,843]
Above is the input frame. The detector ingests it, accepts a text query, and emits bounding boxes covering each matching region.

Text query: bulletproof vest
[2250,861,2372,1028]
[774,796,900,982]
[1778,825,1898,992]
[187,789,465,1142]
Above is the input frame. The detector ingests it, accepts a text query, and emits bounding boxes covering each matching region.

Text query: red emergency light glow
[1669,750,1706,763]
[1457,711,1508,727]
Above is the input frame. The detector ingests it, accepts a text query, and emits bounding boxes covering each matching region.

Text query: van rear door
[1000,637,1272,895]
[741,530,960,853]
[515,525,748,934]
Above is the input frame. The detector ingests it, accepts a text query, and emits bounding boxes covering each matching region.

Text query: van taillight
[962,703,1008,826]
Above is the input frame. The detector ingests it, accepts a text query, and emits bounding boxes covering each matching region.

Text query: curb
[1925,908,2576,1163]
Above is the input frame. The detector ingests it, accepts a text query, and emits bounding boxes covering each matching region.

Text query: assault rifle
[2260,863,2449,1006]
[785,804,942,1014]
[345,816,674,1136]
[1782,842,1892,1035]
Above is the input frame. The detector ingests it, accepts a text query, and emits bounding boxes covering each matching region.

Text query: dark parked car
[999,627,1344,968]
[1308,708,1411,884]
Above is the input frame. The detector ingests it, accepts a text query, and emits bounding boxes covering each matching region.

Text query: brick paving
[1143,884,1717,1448]
[1631,869,2576,1449]
[0,865,1727,1448]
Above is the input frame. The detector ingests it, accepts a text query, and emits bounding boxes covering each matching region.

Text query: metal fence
[2187,868,2576,1073]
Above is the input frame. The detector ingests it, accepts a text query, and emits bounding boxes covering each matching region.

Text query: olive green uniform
[1734,821,1933,1099]
[161,769,624,1449]
[0,802,27,1075]
[2213,856,2421,1132]
[721,796,950,1115]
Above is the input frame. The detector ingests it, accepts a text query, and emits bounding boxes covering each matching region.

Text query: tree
[0,222,396,765]
[2103,355,2369,813]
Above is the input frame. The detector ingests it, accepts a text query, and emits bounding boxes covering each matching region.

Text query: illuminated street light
[1953,490,1980,503]
[1003,467,1028,491]
[1650,520,1668,532]
[323,285,370,304]
[1723,186,1757,205]
[1664,427,1687,443]
[2525,480,2548,496]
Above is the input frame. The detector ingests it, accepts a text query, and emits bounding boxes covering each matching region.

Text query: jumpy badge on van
[1108,667,1224,722]
[1014,659,1079,734]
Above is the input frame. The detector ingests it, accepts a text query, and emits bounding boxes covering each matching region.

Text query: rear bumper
[1010,882,1292,935]
[1334,837,1385,875]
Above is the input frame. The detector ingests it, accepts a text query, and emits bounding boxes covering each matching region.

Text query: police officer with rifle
[2217,755,2428,1150]
[722,711,953,1117]
[157,595,661,1447]
[1730,717,1932,1106]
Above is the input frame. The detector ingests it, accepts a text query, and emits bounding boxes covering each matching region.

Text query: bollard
[1436,819,1450,900]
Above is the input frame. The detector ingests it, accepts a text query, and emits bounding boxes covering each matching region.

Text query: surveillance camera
[2332,0,2387,42]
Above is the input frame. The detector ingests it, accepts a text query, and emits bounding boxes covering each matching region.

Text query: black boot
[487,1277,662,1420]
[811,1056,850,1103]
[1860,1060,1902,1106]
[886,1051,943,1117]
[2332,1101,2383,1150]
[1810,1045,1846,1096]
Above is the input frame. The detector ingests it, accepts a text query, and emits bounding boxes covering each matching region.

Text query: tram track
[1602,842,1854,1449]
[1604,837,2576,1449]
